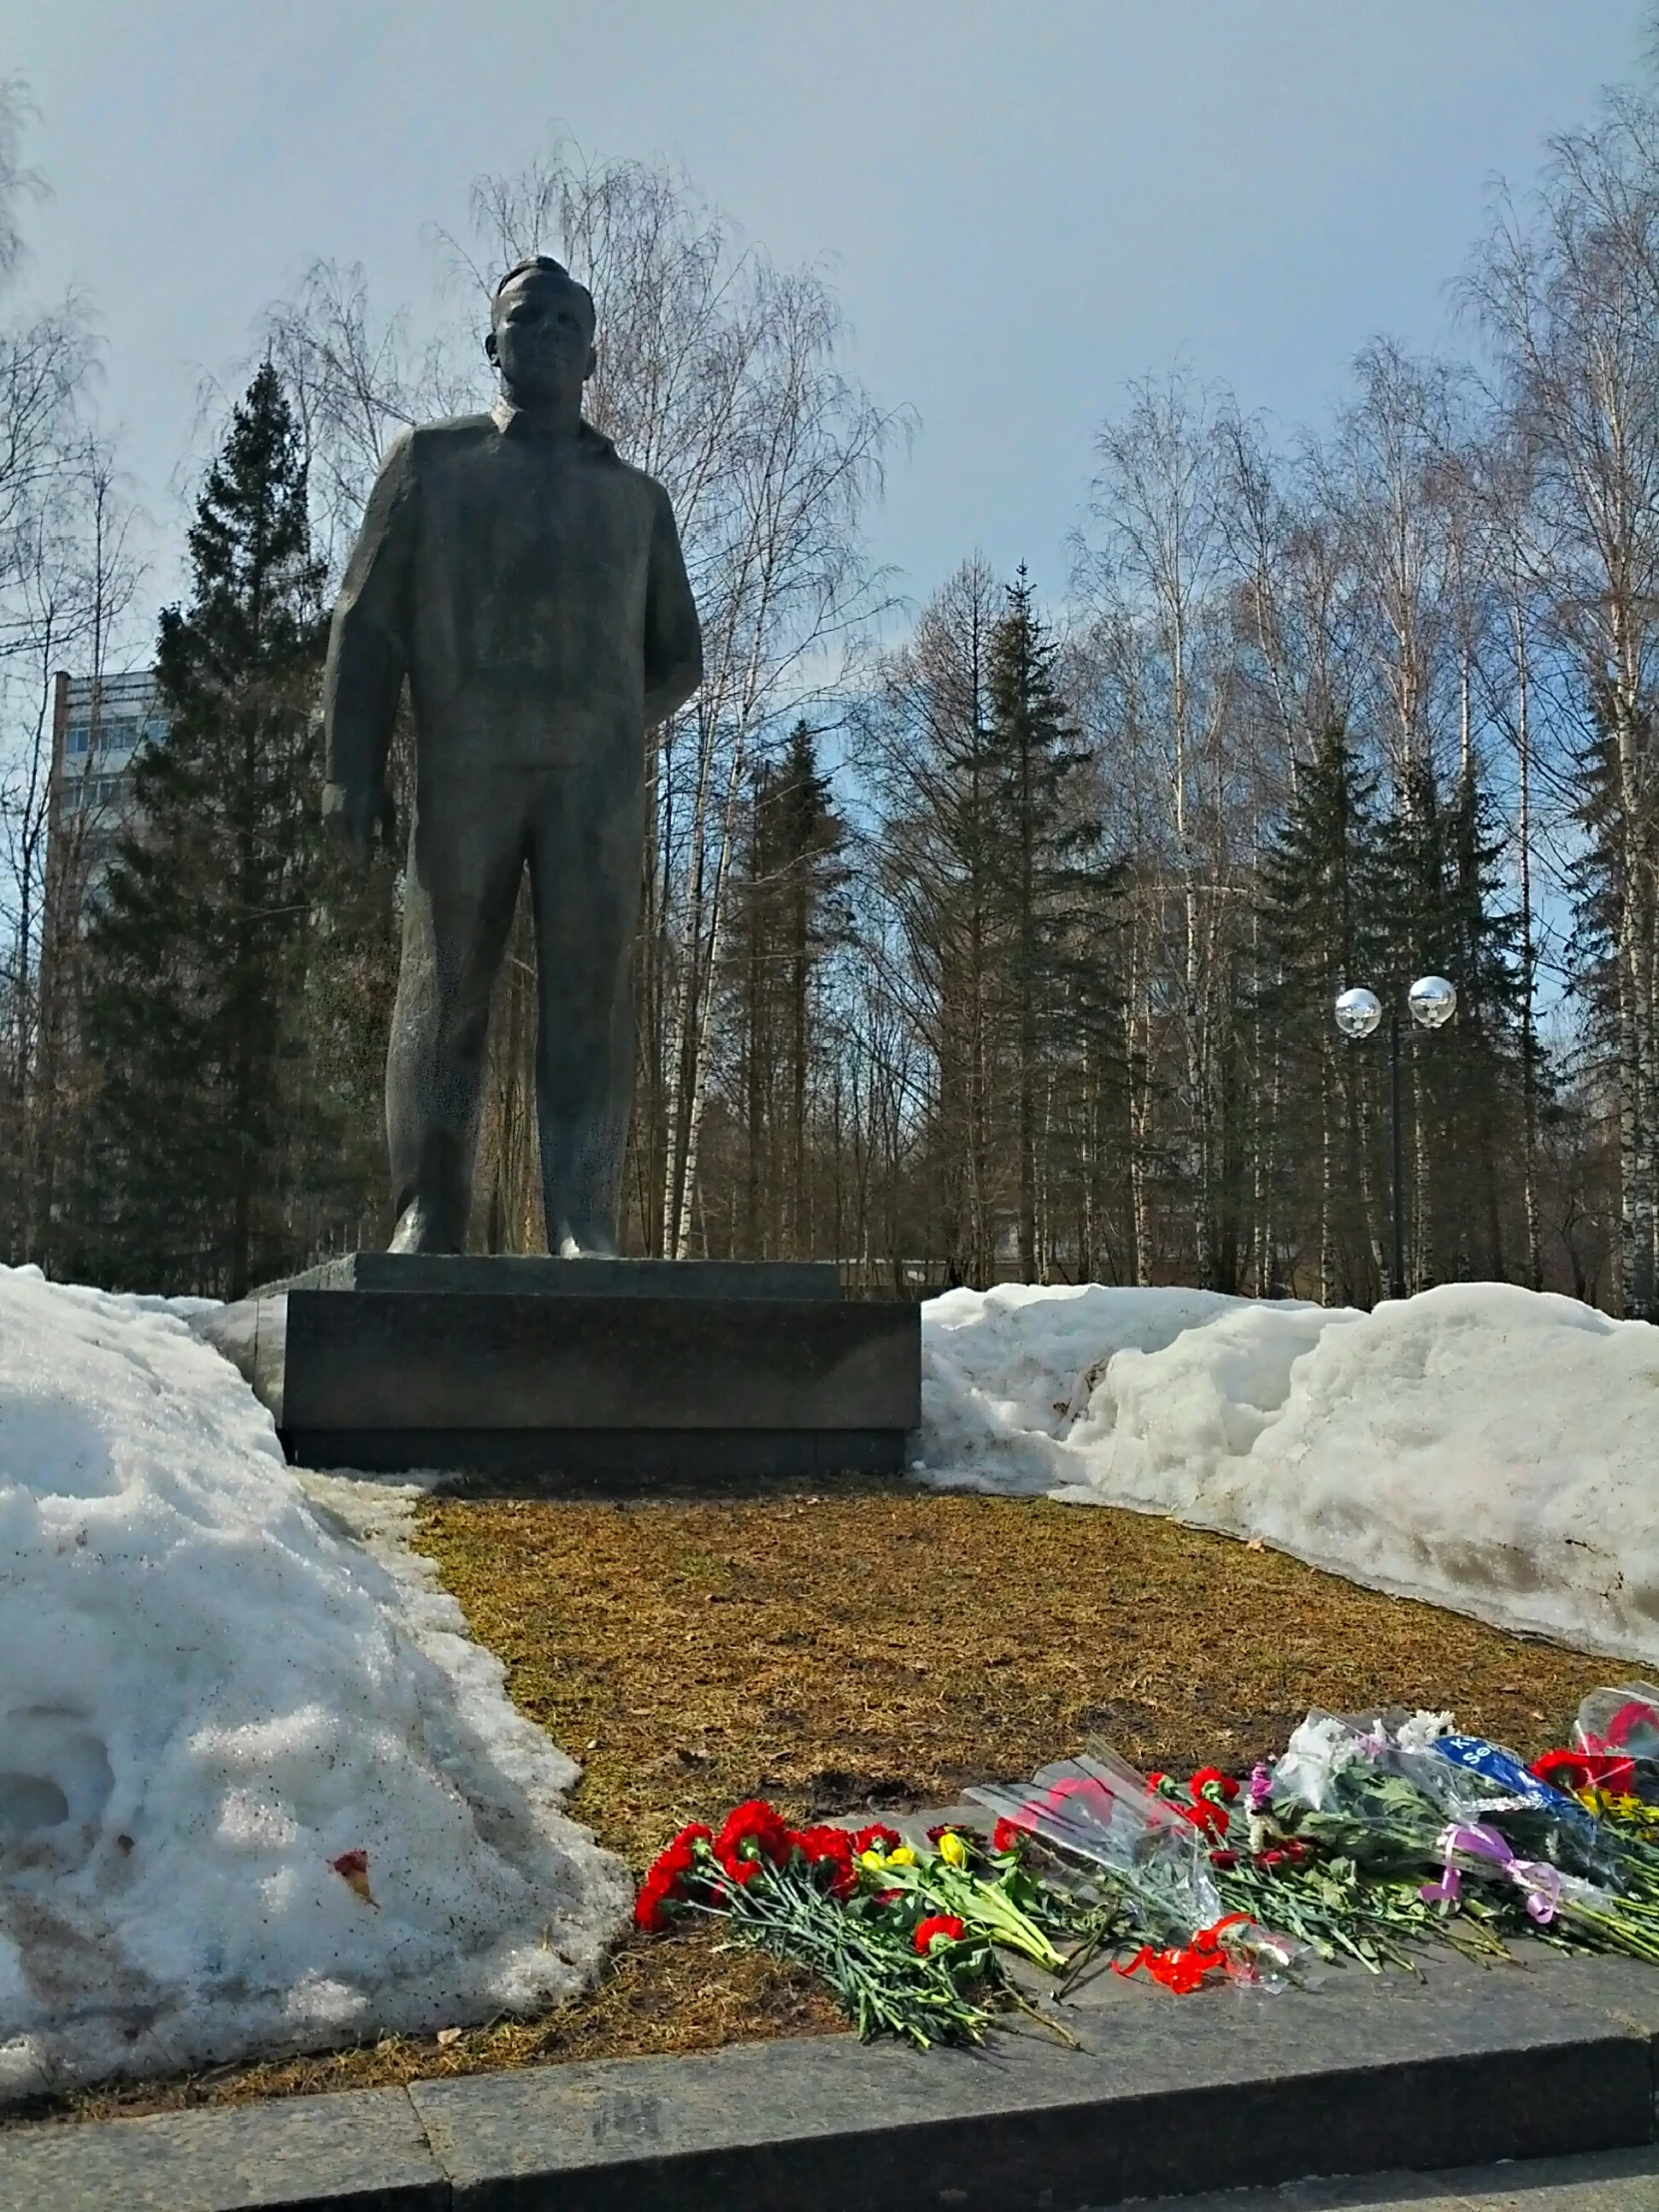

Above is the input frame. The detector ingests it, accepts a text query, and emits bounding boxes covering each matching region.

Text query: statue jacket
[321,400,703,796]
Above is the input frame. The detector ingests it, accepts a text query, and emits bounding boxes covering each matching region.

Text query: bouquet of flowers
[966,1752,1224,1943]
[1255,1707,1659,1963]
[632,1683,1659,2051]
[635,1801,1005,2046]
[635,1799,1101,2046]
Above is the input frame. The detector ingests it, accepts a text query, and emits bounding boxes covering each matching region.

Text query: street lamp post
[1334,975,1457,1301]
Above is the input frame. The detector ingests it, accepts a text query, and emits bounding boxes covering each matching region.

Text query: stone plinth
[246,1255,919,1484]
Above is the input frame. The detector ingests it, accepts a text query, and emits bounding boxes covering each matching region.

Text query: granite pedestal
[244,1254,920,1484]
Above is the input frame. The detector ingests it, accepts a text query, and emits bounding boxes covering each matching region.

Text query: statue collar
[489,398,617,458]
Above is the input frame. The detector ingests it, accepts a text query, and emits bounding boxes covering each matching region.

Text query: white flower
[1396,1709,1455,1752]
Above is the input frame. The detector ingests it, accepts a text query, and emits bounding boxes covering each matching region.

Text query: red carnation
[851,1822,902,1856]
[793,1823,847,1860]
[634,1858,686,1932]
[990,1817,1027,1854]
[793,1824,858,1899]
[913,1913,966,1953]
[1532,1749,1636,1798]
[657,1822,711,1874]
[1208,1848,1238,1869]
[1183,1798,1230,1840]
[715,1799,792,1873]
[633,1871,672,1932]
[633,1822,714,1933]
[1189,1766,1241,1804]
[1259,1838,1309,1869]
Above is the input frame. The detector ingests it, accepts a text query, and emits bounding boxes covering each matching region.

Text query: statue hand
[322,780,396,865]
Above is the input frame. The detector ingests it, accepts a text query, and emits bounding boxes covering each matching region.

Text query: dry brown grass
[22,1486,1607,2127]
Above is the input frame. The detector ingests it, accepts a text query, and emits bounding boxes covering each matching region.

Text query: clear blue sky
[6,0,1653,624]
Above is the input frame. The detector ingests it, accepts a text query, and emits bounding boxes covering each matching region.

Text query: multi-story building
[45,668,169,918]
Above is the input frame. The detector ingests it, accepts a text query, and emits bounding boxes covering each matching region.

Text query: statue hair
[492,255,595,328]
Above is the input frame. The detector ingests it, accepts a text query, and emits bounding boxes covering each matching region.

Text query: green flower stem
[687,1860,998,2049]
[907,1860,1067,1971]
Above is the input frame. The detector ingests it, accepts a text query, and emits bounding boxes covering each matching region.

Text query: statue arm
[321,428,417,841]
[641,485,703,728]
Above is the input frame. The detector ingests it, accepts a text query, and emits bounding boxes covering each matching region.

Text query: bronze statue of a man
[321,255,703,1256]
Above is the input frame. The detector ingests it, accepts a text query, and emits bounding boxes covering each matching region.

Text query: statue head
[485,255,597,412]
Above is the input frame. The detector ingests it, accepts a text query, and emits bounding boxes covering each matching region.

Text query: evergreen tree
[1376,756,1523,1288]
[731,721,846,1255]
[70,363,352,1295]
[870,559,1009,1286]
[1046,843,1126,1283]
[1255,725,1386,1304]
[985,567,1097,1280]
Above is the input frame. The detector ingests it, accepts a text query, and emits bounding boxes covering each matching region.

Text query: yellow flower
[937,1831,968,1869]
[858,1849,887,1872]
[886,1846,916,1867]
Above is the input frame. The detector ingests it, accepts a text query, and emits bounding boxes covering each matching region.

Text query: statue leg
[526,759,646,1257]
[385,776,528,1252]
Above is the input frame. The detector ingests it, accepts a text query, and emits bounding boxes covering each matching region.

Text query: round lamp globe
[1408,975,1457,1030]
[1335,986,1383,1039]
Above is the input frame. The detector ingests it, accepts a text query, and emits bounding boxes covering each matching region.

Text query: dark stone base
[248,1253,920,1488]
[282,1425,908,1482]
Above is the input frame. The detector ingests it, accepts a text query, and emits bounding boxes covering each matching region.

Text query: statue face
[485,273,596,408]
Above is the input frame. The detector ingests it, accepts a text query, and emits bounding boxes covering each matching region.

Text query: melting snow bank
[916,1281,1659,1668]
[0,1265,628,2103]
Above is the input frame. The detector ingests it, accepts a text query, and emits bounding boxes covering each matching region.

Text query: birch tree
[1078,373,1241,1286]
[1466,90,1659,1315]
[0,85,141,1264]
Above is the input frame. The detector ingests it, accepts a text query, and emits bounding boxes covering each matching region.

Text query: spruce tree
[1255,724,1386,1304]
[985,567,1096,1281]
[71,363,341,1296]
[871,559,1008,1286]
[1376,756,1522,1288]
[732,722,845,1255]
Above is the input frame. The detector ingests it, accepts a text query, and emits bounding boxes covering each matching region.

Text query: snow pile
[916,1283,1298,1491]
[917,1281,1659,1667]
[0,1265,628,2101]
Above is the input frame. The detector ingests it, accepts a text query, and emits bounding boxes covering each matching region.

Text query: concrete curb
[3,1946,1656,2211]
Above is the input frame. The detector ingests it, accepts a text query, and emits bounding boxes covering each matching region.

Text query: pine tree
[69,363,348,1296]
[985,568,1096,1280]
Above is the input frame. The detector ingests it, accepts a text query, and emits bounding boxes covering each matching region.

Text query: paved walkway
[1122,2144,1659,2211]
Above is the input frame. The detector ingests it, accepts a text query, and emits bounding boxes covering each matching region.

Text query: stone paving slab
[0,2085,445,2210]
[404,1946,1654,2210]
[1124,2142,1659,2211]
[4,1944,1653,2212]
